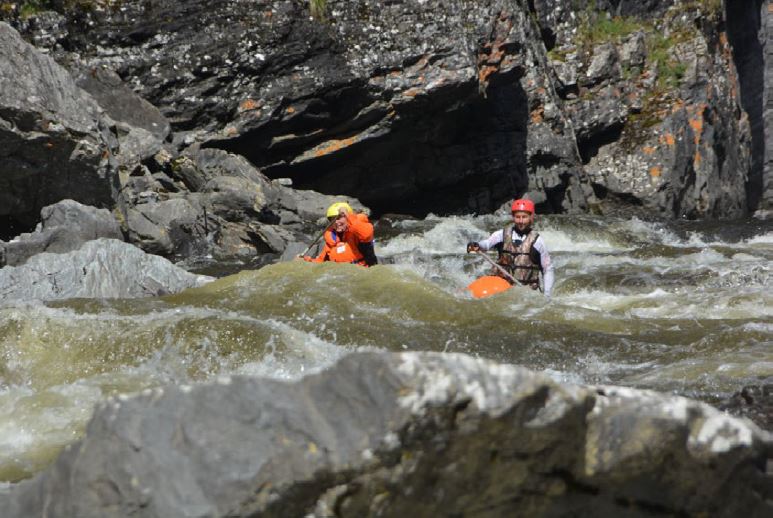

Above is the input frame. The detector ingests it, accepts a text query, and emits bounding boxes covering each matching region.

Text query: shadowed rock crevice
[726,0,765,213]
[0,213,37,242]
[208,71,530,218]
[577,122,626,164]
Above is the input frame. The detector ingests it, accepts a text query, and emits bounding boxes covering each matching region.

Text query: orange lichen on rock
[649,166,662,177]
[478,65,498,84]
[530,106,544,124]
[694,151,702,166]
[643,146,656,155]
[689,104,706,146]
[286,106,296,114]
[313,136,358,157]
[239,99,260,112]
[660,133,676,146]
[402,87,422,98]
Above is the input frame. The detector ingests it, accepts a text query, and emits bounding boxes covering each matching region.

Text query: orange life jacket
[312,213,375,266]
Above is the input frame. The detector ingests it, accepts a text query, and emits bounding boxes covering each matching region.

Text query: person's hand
[302,256,313,262]
[466,241,480,253]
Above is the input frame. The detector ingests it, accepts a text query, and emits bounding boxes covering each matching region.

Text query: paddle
[473,249,518,284]
[298,222,333,259]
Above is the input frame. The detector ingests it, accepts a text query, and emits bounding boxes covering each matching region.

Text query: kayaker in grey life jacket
[466,199,555,297]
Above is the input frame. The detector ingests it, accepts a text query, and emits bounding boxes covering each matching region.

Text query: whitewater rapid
[0,213,770,482]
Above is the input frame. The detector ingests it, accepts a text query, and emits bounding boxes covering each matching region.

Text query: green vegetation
[687,0,723,19]
[577,12,641,48]
[648,31,689,89]
[19,0,49,18]
[547,47,569,63]
[574,3,696,91]
[5,0,105,19]
[310,0,326,21]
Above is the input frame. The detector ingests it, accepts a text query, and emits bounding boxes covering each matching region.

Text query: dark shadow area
[0,213,38,242]
[726,0,765,212]
[576,122,625,164]
[207,69,531,218]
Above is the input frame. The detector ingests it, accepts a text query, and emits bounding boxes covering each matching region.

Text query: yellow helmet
[326,202,353,218]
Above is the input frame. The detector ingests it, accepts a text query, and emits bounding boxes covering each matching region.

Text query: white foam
[692,413,753,453]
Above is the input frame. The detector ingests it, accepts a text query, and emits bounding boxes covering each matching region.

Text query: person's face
[329,210,349,233]
[512,211,533,232]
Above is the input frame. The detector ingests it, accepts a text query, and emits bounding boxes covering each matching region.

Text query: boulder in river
[0,238,212,303]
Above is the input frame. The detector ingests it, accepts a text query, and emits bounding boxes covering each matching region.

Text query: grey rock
[0,22,117,228]
[74,66,170,143]
[0,352,770,517]
[583,43,620,86]
[116,146,370,261]
[551,3,751,218]
[0,238,212,303]
[620,31,647,70]
[552,58,578,90]
[0,199,122,267]
[112,122,164,168]
[125,197,207,256]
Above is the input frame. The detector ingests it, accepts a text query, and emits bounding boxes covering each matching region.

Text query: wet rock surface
[720,383,773,432]
[1,351,770,517]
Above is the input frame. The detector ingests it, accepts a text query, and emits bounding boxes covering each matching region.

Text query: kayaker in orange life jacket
[303,202,378,266]
[466,198,554,297]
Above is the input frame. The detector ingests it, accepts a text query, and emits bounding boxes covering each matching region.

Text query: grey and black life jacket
[494,225,542,290]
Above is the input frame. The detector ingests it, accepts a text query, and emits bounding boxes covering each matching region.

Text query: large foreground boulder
[0,238,211,303]
[2,352,771,517]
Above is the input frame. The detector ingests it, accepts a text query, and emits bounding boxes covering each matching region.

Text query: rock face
[0,238,212,303]
[761,0,773,212]
[534,0,752,218]
[0,22,117,238]
[0,199,123,267]
[2,352,770,517]
[726,0,766,214]
[0,0,769,263]
[26,0,596,216]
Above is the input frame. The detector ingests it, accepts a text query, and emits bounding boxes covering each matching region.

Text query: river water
[0,213,771,482]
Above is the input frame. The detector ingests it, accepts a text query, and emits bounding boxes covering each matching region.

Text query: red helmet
[511,198,535,214]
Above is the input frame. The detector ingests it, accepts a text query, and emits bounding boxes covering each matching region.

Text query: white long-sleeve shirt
[478,228,555,297]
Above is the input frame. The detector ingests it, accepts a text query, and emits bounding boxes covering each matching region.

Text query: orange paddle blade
[466,276,512,299]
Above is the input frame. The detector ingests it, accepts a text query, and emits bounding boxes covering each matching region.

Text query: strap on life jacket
[323,230,367,265]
